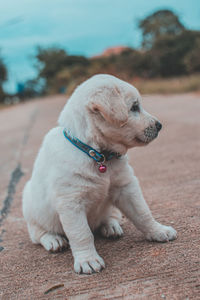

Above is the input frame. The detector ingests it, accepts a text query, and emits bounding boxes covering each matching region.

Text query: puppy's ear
[88,87,128,127]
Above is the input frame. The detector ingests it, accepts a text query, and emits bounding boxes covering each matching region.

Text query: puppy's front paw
[100,219,123,238]
[40,233,68,252]
[74,253,105,274]
[145,223,177,242]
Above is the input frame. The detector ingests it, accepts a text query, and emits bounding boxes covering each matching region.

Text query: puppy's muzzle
[144,121,162,142]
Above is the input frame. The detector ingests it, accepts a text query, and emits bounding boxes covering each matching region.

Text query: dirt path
[0,93,200,299]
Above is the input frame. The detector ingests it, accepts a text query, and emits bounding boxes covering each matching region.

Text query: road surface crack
[0,164,24,227]
[0,107,38,248]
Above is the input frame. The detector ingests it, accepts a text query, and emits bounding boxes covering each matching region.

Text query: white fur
[23,74,177,274]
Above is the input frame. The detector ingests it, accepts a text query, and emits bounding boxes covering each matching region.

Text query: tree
[35,47,69,81]
[139,10,185,49]
[21,78,46,99]
[150,30,200,77]
[35,46,90,93]
[184,35,200,73]
[0,56,7,102]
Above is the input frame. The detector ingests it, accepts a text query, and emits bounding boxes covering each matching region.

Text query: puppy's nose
[155,121,162,131]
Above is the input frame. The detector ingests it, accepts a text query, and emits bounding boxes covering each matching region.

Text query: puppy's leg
[27,223,68,252]
[114,176,177,242]
[100,206,123,238]
[40,233,68,252]
[57,204,105,274]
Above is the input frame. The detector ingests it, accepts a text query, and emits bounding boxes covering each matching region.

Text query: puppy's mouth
[135,127,159,144]
[135,137,147,145]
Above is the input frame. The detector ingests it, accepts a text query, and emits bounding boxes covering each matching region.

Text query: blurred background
[0,0,200,104]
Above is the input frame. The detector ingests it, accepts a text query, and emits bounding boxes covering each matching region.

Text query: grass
[1,74,200,110]
[131,74,200,95]
[66,73,200,96]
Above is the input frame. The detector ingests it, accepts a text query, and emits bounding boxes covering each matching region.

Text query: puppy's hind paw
[100,219,123,238]
[40,233,68,252]
[145,223,177,242]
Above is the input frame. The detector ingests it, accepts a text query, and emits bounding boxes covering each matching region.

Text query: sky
[1,0,200,93]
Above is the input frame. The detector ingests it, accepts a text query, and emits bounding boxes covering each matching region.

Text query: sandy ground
[0,93,200,299]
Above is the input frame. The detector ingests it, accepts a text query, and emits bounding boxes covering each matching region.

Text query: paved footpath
[0,93,200,299]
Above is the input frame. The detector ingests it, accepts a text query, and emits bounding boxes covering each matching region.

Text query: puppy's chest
[85,162,129,207]
[85,183,111,230]
[86,177,110,205]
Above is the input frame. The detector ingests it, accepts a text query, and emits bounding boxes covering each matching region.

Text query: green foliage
[139,9,185,49]
[35,46,90,93]
[184,35,200,73]
[1,9,200,102]
[0,59,7,83]
[0,86,5,102]
[36,47,68,80]
[113,49,158,78]
[22,78,46,99]
[23,9,200,97]
[148,30,200,77]
[0,56,7,102]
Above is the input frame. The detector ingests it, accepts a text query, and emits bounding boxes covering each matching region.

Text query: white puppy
[22,74,177,274]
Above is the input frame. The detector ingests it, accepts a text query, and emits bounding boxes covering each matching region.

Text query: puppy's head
[87,74,162,151]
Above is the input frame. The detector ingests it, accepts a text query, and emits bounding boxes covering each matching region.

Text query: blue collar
[63,129,121,164]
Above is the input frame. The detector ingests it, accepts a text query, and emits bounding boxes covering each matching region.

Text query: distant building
[92,46,130,58]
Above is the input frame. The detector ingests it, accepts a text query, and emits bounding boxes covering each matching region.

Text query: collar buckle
[63,129,121,173]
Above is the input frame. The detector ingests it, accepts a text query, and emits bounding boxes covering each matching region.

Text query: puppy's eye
[131,103,140,112]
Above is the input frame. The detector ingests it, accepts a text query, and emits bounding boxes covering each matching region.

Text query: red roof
[93,46,129,58]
